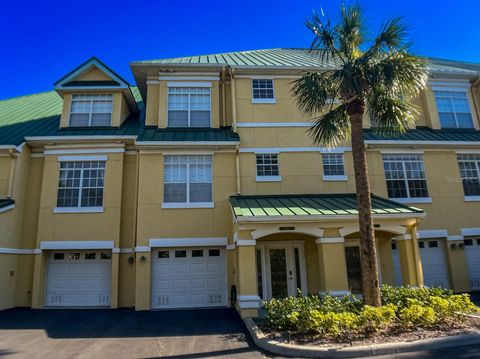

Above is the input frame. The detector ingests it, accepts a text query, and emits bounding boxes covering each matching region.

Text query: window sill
[390,197,432,204]
[256,175,282,182]
[465,196,480,202]
[53,207,104,213]
[161,202,214,209]
[323,175,348,182]
[251,98,276,104]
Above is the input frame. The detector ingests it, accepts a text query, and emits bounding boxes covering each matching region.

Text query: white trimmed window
[167,87,211,127]
[322,153,345,176]
[164,155,212,205]
[434,91,474,128]
[69,94,113,127]
[57,161,105,208]
[457,154,480,197]
[252,79,275,103]
[382,154,429,200]
[256,154,279,179]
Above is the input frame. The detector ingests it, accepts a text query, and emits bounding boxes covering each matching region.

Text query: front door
[345,246,362,293]
[269,248,289,298]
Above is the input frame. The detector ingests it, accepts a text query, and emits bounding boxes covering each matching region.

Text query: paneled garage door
[151,247,227,309]
[418,239,450,289]
[464,238,480,290]
[45,251,112,306]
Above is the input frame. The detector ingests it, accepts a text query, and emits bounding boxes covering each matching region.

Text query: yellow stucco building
[1,50,480,317]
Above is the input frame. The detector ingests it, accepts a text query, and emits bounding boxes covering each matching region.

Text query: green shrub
[358,304,397,332]
[309,310,359,337]
[381,285,451,308]
[398,299,436,328]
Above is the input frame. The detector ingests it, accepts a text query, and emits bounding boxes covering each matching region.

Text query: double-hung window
[457,154,480,199]
[252,79,275,103]
[167,87,211,127]
[382,154,430,202]
[322,153,346,180]
[69,94,113,126]
[256,154,280,181]
[163,155,213,207]
[434,91,474,128]
[56,161,105,210]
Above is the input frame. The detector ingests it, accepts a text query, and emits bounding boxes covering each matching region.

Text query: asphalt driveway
[0,308,267,359]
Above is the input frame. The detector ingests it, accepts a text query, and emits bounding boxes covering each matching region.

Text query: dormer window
[434,90,474,128]
[167,86,211,127]
[69,94,113,127]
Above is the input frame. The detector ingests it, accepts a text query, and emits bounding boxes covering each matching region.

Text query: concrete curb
[243,317,480,358]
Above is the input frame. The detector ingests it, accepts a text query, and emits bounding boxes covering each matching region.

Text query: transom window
[434,91,474,128]
[457,154,480,196]
[252,79,275,101]
[57,161,105,208]
[69,94,113,127]
[256,154,279,177]
[322,153,345,176]
[167,87,211,127]
[164,155,212,204]
[382,154,429,199]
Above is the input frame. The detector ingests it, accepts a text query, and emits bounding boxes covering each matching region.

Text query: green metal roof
[138,126,239,142]
[0,199,14,210]
[229,193,424,219]
[364,127,480,142]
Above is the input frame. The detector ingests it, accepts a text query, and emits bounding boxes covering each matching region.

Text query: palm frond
[307,104,350,147]
[337,2,366,59]
[306,11,343,64]
[367,17,409,55]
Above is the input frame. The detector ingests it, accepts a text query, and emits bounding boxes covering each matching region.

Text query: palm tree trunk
[349,112,381,307]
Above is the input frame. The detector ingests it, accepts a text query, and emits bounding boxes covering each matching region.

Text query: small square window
[418,241,425,249]
[85,252,96,260]
[100,252,111,260]
[252,79,274,100]
[192,249,203,257]
[464,239,473,246]
[428,241,439,248]
[53,253,64,260]
[477,239,480,246]
[158,251,170,258]
[208,249,220,257]
[391,242,397,250]
[175,250,187,258]
[256,154,279,177]
[69,253,80,260]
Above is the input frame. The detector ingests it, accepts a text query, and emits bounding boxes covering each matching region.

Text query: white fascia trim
[323,175,348,182]
[417,229,449,239]
[461,228,480,237]
[161,76,219,81]
[390,197,432,204]
[255,175,282,182]
[0,144,24,152]
[57,155,108,162]
[237,122,311,128]
[251,98,276,104]
[135,246,151,253]
[118,248,133,254]
[137,141,239,146]
[149,237,227,248]
[365,140,480,146]
[395,234,412,241]
[0,204,15,213]
[161,202,214,209]
[448,235,464,241]
[235,239,257,246]
[53,207,104,213]
[240,147,351,153]
[25,135,136,141]
[0,248,37,254]
[315,237,344,244]
[465,196,480,202]
[380,149,425,154]
[167,81,212,88]
[47,148,123,156]
[236,75,300,79]
[40,240,114,250]
[160,150,215,156]
[456,150,480,154]
[226,244,235,250]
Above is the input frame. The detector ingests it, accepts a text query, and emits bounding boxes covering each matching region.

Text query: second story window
[252,79,275,103]
[256,154,279,179]
[57,161,105,208]
[382,154,429,200]
[69,94,113,127]
[434,91,474,128]
[164,155,212,205]
[457,154,480,198]
[322,153,345,176]
[167,87,211,127]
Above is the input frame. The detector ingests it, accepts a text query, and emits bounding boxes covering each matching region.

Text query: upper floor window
[434,91,474,128]
[69,94,113,127]
[167,87,211,127]
[256,154,280,181]
[382,154,429,200]
[252,79,275,103]
[57,161,105,208]
[457,154,480,198]
[163,155,212,206]
[322,153,345,176]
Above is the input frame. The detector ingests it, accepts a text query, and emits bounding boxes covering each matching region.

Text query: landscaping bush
[263,285,478,340]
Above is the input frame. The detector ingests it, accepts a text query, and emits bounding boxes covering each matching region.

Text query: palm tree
[292,3,429,306]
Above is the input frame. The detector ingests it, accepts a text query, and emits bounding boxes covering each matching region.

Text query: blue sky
[2,0,480,100]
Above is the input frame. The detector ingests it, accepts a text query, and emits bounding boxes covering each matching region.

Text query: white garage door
[151,247,227,309]
[391,241,403,286]
[418,240,450,289]
[464,238,480,290]
[45,251,112,307]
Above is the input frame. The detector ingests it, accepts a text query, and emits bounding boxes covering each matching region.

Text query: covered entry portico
[229,194,426,317]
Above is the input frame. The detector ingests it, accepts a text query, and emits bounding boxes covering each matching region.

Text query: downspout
[132,147,140,302]
[235,145,241,195]
[221,66,227,127]
[230,68,238,133]
[7,149,18,198]
[471,77,480,127]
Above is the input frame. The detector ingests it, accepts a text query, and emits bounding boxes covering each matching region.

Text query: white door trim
[40,241,114,250]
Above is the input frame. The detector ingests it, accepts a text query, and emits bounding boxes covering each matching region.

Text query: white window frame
[255,153,281,182]
[457,153,480,202]
[433,89,474,129]
[69,94,113,127]
[162,155,213,208]
[322,153,347,181]
[167,85,212,127]
[251,79,276,104]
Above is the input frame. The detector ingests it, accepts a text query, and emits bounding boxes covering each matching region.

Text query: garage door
[151,247,227,309]
[418,240,450,289]
[464,238,480,290]
[391,241,403,286]
[45,251,112,306]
